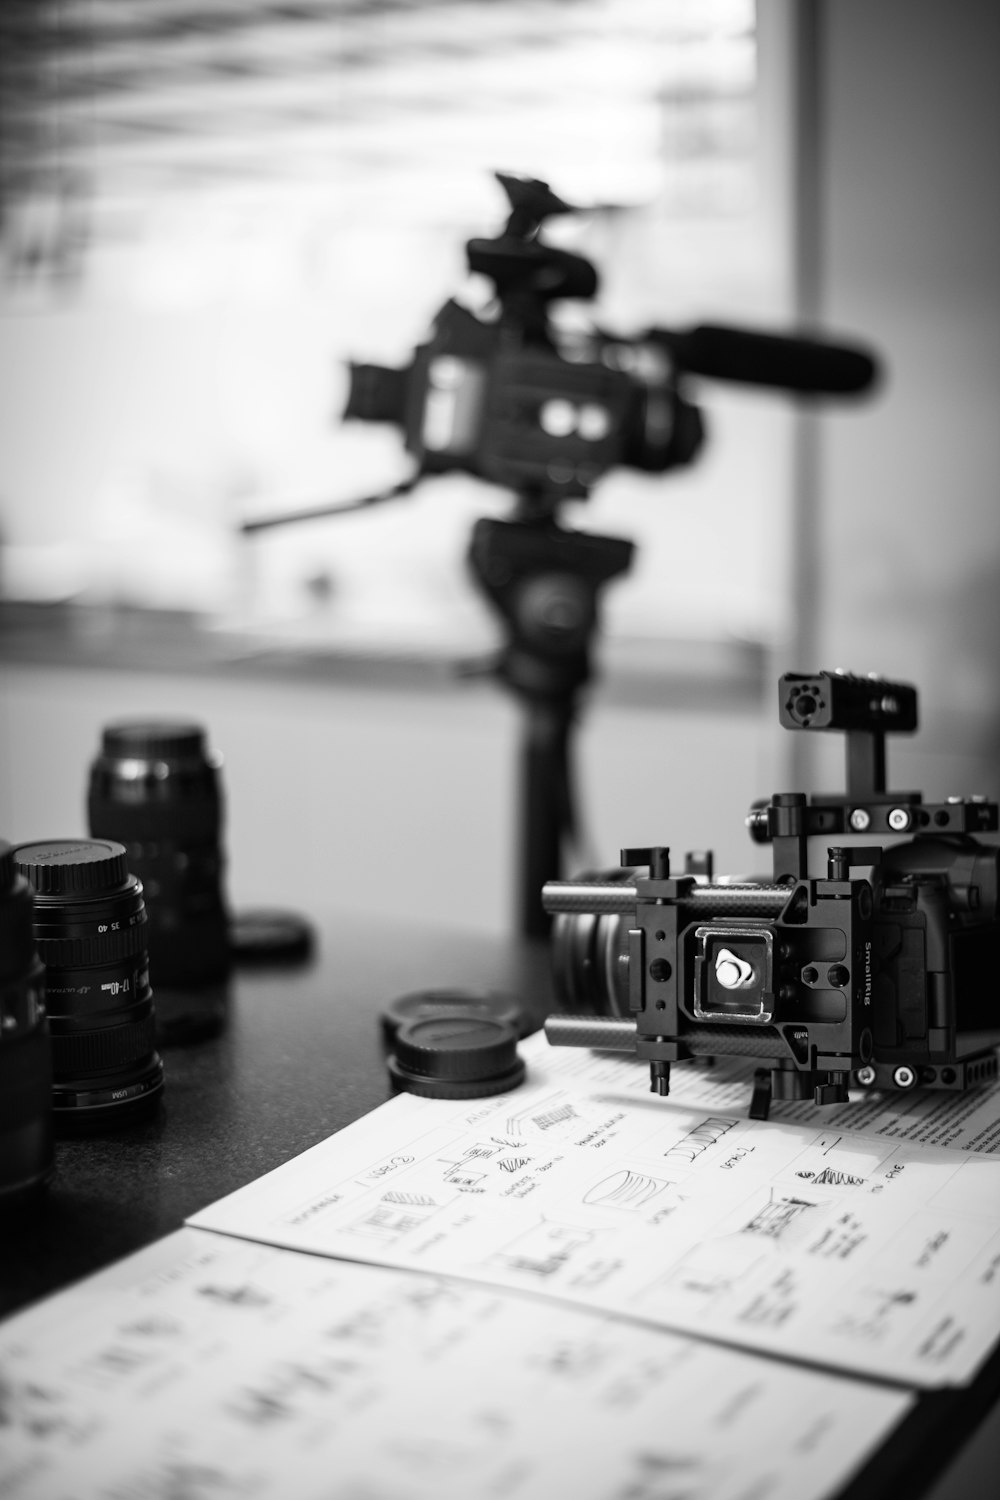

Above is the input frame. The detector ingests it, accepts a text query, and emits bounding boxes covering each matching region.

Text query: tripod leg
[517,701,574,938]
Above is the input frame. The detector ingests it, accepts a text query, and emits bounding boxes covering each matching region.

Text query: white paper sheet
[189,1035,1000,1388]
[0,1227,912,1500]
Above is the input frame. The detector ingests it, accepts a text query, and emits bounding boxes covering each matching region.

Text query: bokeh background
[1,0,998,934]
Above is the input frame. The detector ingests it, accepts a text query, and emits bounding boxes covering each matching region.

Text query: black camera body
[543,671,1000,1118]
[342,172,877,510]
[344,174,704,502]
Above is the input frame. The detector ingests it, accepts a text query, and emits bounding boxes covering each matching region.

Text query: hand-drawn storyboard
[0,1228,911,1500]
[190,1037,1000,1388]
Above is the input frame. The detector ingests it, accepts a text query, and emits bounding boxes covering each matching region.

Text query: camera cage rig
[542,670,1000,1119]
[241,174,880,936]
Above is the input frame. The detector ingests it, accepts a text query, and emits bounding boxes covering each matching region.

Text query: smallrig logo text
[863,940,872,1005]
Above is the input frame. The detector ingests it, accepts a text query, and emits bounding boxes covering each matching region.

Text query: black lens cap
[388,1014,526,1099]
[230,908,315,966]
[13,839,130,897]
[380,987,525,1046]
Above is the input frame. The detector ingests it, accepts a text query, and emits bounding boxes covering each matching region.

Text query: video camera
[542,670,1000,1119]
[342,172,877,506]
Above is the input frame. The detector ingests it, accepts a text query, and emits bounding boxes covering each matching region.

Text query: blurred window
[0,0,795,658]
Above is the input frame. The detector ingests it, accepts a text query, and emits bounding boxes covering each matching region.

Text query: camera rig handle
[782,670,917,799]
[747,673,999,865]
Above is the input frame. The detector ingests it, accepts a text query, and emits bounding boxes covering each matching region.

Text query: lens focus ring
[53,1009,157,1075]
[12,837,164,1129]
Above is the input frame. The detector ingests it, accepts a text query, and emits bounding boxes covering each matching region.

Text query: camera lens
[12,839,164,1130]
[88,721,231,1042]
[0,840,53,1203]
[550,867,635,1016]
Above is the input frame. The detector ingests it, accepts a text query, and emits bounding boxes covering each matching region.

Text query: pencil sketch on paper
[342,1199,442,1244]
[435,1140,535,1188]
[491,1220,602,1281]
[614,1446,714,1500]
[830,1286,919,1345]
[582,1169,673,1211]
[503,1096,584,1137]
[661,1116,737,1165]
[636,1236,767,1316]
[0,1369,87,1444]
[112,1458,253,1499]
[196,1282,272,1310]
[741,1194,820,1242]
[227,1354,362,1429]
[795,1168,867,1187]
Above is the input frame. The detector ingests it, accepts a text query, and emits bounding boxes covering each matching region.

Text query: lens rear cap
[388,1014,525,1099]
[380,987,525,1045]
[230,908,315,966]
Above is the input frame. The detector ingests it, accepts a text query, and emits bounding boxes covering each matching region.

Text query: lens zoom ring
[35,925,147,967]
[52,1014,157,1074]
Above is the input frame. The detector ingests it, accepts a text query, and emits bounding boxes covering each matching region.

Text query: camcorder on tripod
[543,670,1000,1119]
[243,173,879,934]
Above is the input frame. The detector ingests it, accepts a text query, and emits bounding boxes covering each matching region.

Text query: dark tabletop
[1,908,997,1499]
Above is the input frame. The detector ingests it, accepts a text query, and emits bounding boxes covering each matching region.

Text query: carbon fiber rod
[544,1015,638,1050]
[541,881,791,917]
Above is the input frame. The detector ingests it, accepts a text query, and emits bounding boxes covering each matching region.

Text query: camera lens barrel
[12,838,164,1129]
[0,840,54,1202]
[88,721,231,1041]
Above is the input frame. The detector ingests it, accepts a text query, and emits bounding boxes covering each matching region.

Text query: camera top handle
[748,672,997,884]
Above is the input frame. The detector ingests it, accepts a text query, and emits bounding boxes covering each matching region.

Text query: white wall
[805,0,1000,803]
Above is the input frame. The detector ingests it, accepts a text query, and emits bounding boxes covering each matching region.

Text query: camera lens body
[12,839,164,1130]
[88,721,231,1042]
[0,840,53,1202]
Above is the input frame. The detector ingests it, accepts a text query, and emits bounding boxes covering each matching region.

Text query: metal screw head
[892,1064,917,1089]
[849,808,871,832]
[715,949,753,989]
[887,807,910,832]
[856,1065,877,1087]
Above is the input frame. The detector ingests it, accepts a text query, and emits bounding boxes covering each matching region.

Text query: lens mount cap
[388,1014,526,1099]
[380,987,525,1045]
[12,839,130,897]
